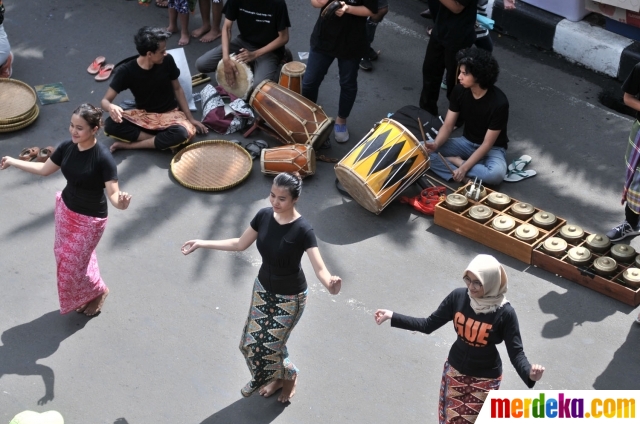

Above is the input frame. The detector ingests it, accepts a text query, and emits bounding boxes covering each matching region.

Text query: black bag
[389,105,442,143]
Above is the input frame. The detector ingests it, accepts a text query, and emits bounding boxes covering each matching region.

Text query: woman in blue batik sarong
[182,172,341,403]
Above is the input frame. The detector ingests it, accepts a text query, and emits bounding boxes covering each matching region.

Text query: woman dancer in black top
[375,254,544,424]
[1,104,132,316]
[182,172,341,402]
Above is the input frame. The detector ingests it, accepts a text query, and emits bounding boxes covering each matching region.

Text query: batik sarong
[239,278,307,396]
[54,192,108,314]
[438,360,502,424]
[623,120,640,213]
[122,108,196,141]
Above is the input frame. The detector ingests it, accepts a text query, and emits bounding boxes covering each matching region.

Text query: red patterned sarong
[122,108,196,141]
[438,360,502,424]
[54,192,108,314]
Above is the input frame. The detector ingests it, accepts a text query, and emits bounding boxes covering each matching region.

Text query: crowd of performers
[7,0,640,421]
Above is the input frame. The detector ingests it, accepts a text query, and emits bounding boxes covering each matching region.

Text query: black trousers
[104,117,189,150]
[419,37,473,117]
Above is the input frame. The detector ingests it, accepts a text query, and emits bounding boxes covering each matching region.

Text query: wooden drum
[278,61,306,94]
[260,144,316,178]
[334,118,431,214]
[249,80,333,150]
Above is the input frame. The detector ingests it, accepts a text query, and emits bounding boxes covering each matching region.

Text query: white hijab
[464,254,508,314]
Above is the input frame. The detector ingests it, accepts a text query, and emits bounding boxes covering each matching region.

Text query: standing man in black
[419,0,476,118]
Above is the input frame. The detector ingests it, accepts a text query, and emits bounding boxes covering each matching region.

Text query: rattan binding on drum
[0,105,40,133]
[170,140,253,191]
[0,79,38,124]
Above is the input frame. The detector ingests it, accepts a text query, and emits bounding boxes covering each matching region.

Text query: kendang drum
[335,118,431,214]
[260,144,316,178]
[216,55,254,99]
[249,80,333,150]
[278,61,306,94]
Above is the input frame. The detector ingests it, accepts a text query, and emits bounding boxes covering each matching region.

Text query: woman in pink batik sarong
[1,104,131,316]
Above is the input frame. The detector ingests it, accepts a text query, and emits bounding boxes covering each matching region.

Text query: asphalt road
[1,0,639,423]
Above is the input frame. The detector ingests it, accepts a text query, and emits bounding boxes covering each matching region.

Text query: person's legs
[178,11,191,46]
[195,36,242,74]
[464,146,507,185]
[360,3,388,71]
[104,117,143,143]
[419,38,446,117]
[301,49,335,104]
[332,57,360,143]
[153,125,190,150]
[0,24,11,78]
[428,136,476,180]
[192,0,211,39]
[167,3,179,33]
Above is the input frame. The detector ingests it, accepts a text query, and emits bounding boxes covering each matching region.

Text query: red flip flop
[95,64,115,81]
[87,56,106,75]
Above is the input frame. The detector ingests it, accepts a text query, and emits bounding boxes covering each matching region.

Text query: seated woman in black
[375,254,545,424]
[182,172,341,403]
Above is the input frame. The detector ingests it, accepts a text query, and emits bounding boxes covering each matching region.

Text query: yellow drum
[334,118,430,214]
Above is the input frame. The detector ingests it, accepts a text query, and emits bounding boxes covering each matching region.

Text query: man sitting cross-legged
[102,27,207,153]
[426,47,509,186]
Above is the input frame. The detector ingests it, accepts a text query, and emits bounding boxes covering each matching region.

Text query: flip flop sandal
[507,154,532,173]
[504,169,537,183]
[95,64,115,81]
[18,147,40,161]
[35,146,55,163]
[244,140,268,160]
[87,56,106,75]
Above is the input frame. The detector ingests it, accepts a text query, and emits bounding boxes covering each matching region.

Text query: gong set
[435,183,640,306]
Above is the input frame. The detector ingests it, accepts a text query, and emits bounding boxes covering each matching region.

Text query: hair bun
[291,171,302,181]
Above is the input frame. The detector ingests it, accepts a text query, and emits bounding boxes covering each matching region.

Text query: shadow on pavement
[593,322,640,389]
[198,395,287,423]
[0,310,90,405]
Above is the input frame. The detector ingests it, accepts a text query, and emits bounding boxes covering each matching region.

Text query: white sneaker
[334,124,349,143]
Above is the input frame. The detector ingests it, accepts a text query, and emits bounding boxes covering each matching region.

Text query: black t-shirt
[432,0,476,48]
[310,0,378,59]
[391,288,535,387]
[110,54,180,113]
[623,63,640,120]
[449,84,509,149]
[50,140,118,218]
[250,207,318,295]
[224,0,290,57]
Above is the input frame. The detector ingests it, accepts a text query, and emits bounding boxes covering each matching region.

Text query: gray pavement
[1,0,639,422]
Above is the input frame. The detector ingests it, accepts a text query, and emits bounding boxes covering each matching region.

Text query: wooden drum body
[260,144,316,178]
[249,80,333,150]
[278,61,306,94]
[334,119,431,214]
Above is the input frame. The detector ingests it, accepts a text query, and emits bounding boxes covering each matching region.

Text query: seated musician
[102,27,207,153]
[426,47,509,186]
[194,0,290,93]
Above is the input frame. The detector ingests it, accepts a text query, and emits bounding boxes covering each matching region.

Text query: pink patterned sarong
[54,192,108,314]
[122,108,196,140]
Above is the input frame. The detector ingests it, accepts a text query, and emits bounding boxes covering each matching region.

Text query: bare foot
[110,141,129,153]
[445,156,464,167]
[259,379,283,397]
[75,304,88,313]
[278,377,297,403]
[178,32,190,46]
[199,28,221,43]
[166,26,178,35]
[191,25,211,39]
[84,288,109,316]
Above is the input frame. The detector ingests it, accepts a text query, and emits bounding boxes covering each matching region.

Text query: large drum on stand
[249,80,333,150]
[334,118,431,214]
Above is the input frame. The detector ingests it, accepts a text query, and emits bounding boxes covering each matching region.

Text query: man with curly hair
[426,48,509,186]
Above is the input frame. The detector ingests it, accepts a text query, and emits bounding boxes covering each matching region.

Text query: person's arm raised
[182,226,259,255]
[0,156,60,176]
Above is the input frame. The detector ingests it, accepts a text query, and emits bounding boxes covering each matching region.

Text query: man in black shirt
[102,27,207,152]
[426,48,509,186]
[194,0,291,94]
[419,0,476,118]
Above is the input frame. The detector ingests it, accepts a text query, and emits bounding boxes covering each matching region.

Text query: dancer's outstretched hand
[327,275,341,295]
[530,364,545,381]
[117,191,132,210]
[0,156,14,170]
[181,240,201,255]
[374,309,393,325]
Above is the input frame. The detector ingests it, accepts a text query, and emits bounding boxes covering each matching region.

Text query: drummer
[426,47,509,186]
[194,0,291,93]
[101,27,207,153]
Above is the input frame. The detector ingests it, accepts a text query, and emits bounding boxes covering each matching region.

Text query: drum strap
[317,154,339,163]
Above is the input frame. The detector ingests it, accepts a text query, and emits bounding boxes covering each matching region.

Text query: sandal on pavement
[19,147,40,161]
[507,154,532,173]
[87,56,106,75]
[504,169,537,183]
[36,146,55,163]
[95,64,115,82]
[244,139,268,160]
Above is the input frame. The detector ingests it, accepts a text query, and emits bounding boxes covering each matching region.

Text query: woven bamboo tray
[170,140,253,191]
[0,79,38,124]
[0,105,40,133]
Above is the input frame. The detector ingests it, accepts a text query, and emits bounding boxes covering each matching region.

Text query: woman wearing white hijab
[375,254,544,424]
